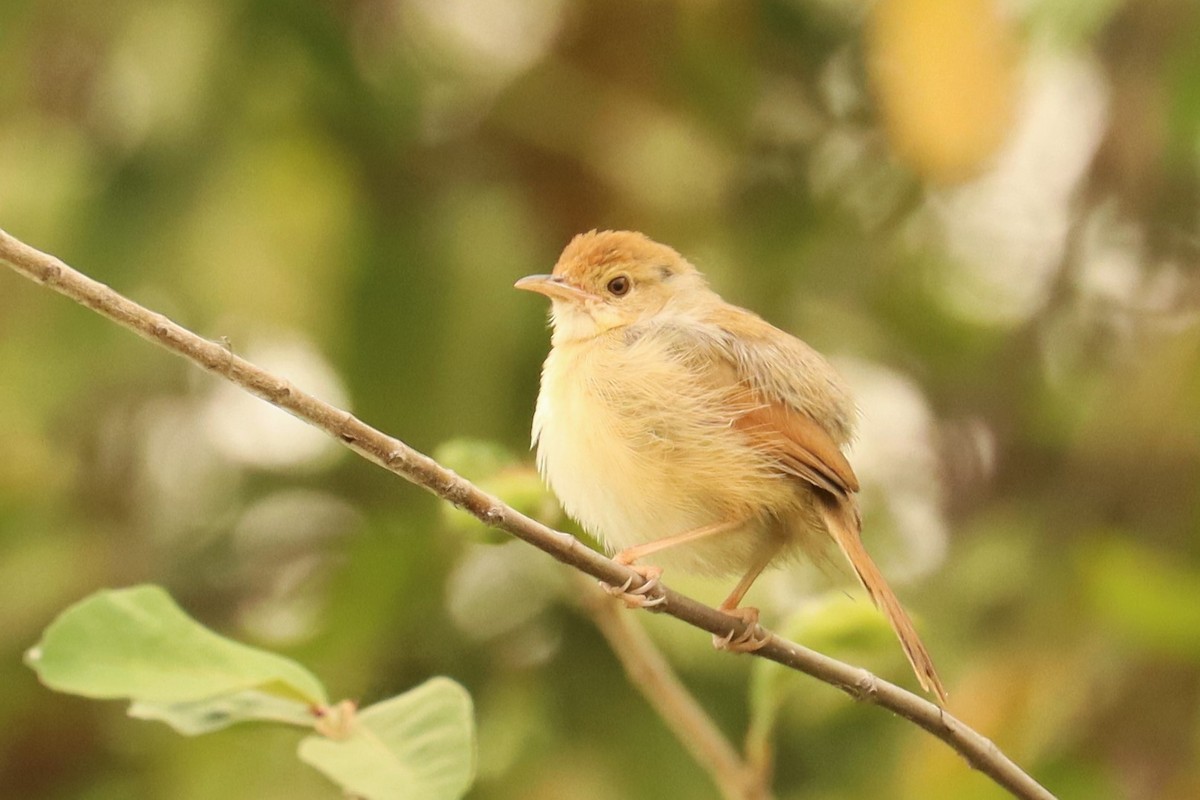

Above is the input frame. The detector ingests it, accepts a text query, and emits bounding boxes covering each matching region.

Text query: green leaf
[299,677,476,800]
[26,585,327,733]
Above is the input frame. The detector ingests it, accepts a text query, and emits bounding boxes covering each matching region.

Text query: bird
[515,230,947,704]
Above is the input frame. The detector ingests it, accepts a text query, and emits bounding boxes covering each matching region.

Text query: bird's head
[516,230,712,343]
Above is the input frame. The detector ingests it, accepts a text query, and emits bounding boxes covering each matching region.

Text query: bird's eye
[606,275,631,296]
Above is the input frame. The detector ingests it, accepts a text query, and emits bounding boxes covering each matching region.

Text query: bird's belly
[534,354,796,575]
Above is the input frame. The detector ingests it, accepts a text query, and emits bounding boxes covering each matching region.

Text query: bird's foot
[600,564,665,609]
[712,606,769,653]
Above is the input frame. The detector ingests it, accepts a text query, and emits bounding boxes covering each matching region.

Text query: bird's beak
[514,274,595,303]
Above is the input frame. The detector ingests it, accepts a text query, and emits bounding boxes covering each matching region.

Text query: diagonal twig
[0,228,1056,800]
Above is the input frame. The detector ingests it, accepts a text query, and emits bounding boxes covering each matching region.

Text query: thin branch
[576,575,769,800]
[0,228,1057,800]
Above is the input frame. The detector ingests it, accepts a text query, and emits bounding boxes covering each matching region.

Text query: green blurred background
[3,0,1200,798]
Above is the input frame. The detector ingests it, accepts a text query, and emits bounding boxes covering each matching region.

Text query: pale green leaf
[26,585,328,728]
[299,677,476,800]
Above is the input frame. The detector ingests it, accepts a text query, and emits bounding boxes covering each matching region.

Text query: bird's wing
[666,305,860,497]
[728,386,859,496]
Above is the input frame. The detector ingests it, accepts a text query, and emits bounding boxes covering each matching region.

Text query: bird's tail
[818,495,948,705]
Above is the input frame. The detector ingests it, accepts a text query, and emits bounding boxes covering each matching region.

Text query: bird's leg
[712,539,784,653]
[614,519,745,565]
[602,519,744,609]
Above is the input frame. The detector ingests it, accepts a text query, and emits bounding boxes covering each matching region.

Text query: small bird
[516,230,946,704]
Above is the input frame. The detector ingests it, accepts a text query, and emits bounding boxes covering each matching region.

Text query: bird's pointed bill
[514,274,597,303]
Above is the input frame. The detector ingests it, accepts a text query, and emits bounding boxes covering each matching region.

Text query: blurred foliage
[2,0,1200,798]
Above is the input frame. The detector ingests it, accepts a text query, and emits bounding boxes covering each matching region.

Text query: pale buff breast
[532,330,799,576]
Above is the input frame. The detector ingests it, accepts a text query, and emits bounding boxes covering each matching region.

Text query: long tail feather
[818,496,948,705]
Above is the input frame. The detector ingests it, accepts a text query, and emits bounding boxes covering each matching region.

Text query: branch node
[441,477,469,507]
[334,412,360,444]
[260,379,293,403]
[215,336,236,366]
[850,669,879,702]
